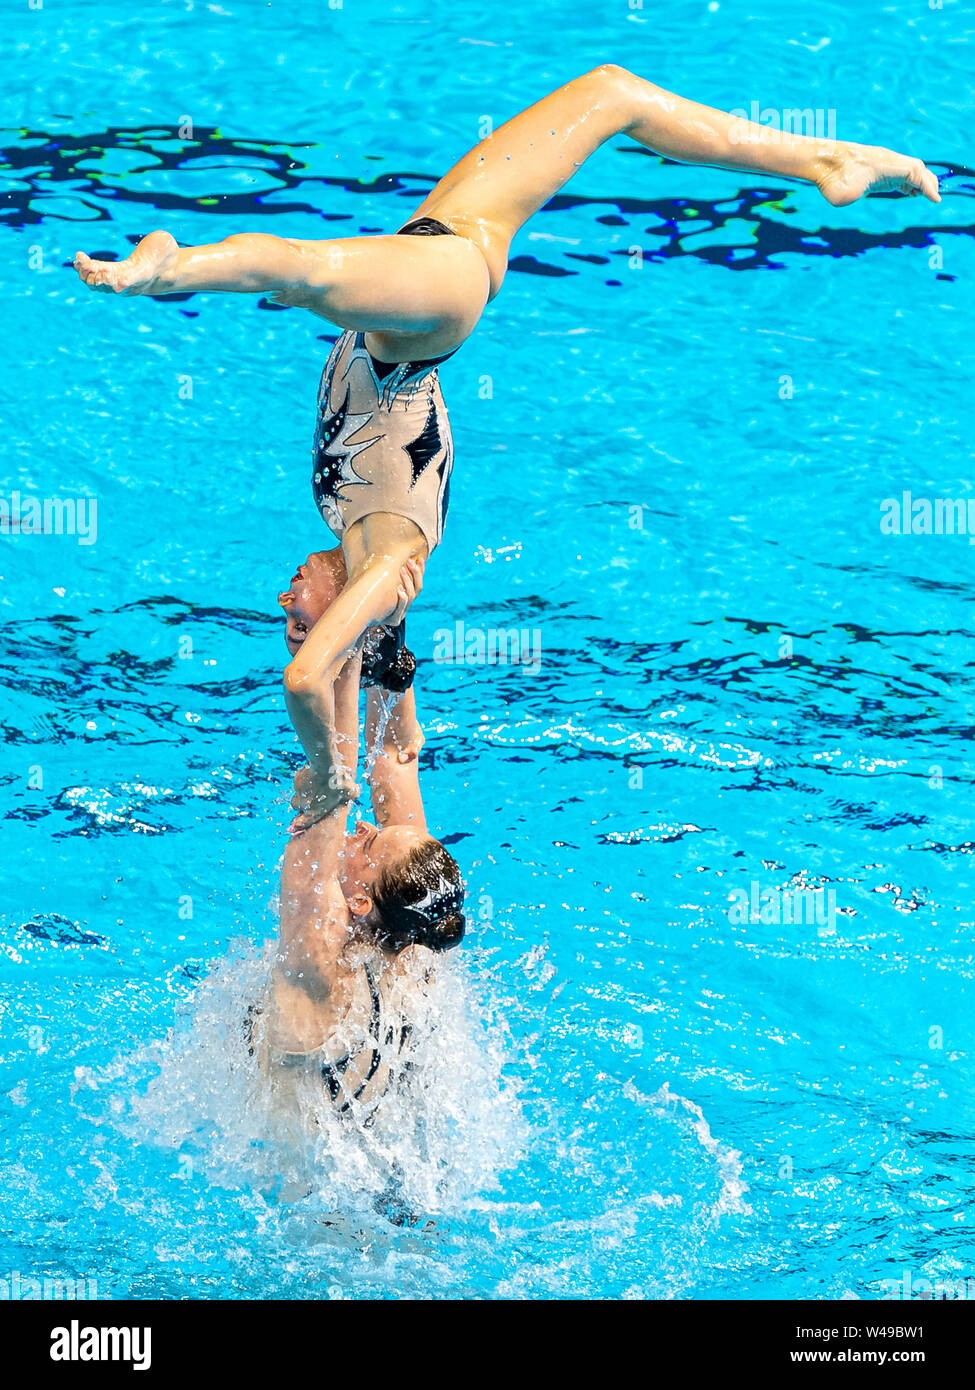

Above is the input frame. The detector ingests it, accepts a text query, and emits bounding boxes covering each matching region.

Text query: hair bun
[383,646,416,694]
[420,911,466,953]
[360,625,415,693]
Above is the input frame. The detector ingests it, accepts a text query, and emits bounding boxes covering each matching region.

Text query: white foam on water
[623,1078,752,1224]
[74,940,530,1234]
[68,938,753,1297]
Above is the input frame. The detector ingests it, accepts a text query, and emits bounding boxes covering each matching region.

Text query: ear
[347,892,373,919]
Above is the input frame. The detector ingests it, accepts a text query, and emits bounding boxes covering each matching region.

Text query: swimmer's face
[343,819,431,909]
[277,548,346,656]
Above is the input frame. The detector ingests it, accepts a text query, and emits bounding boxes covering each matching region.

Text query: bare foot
[816,144,942,207]
[74,229,178,295]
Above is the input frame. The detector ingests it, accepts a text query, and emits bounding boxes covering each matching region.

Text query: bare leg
[74,227,489,349]
[408,64,941,295]
[74,230,181,295]
[76,231,349,297]
[73,67,938,344]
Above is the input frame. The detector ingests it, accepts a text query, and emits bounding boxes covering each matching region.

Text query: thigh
[404,66,631,296]
[277,232,490,348]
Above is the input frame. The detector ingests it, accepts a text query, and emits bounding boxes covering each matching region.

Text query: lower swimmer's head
[277,548,347,655]
[344,820,466,955]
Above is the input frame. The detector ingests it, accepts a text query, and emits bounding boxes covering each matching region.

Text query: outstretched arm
[285,556,425,829]
[270,653,362,1052]
[365,685,427,832]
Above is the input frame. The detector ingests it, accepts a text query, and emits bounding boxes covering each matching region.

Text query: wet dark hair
[360,623,416,694]
[371,838,466,955]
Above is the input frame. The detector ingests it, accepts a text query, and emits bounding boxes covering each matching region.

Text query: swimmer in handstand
[75,66,941,740]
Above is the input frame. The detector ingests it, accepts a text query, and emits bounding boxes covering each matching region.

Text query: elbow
[283,660,312,698]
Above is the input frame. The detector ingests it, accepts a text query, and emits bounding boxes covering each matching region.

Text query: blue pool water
[2,0,974,1300]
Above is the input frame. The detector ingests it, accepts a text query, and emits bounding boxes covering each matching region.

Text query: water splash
[74,941,529,1231]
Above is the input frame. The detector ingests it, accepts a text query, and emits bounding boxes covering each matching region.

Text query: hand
[289,762,360,832]
[392,724,425,765]
[378,555,426,627]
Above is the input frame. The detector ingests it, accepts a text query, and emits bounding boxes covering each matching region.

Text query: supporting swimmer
[252,556,464,1116]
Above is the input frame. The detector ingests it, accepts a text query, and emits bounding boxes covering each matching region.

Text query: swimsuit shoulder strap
[363,959,383,1043]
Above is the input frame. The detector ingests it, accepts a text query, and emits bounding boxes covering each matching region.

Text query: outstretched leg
[74,224,489,351]
[73,67,938,347]
[407,64,941,296]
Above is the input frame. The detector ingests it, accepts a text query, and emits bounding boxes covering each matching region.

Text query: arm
[285,647,359,798]
[283,554,419,700]
[269,651,362,1051]
[286,646,363,821]
[365,685,427,832]
[288,557,427,830]
[275,809,350,1008]
[282,555,407,796]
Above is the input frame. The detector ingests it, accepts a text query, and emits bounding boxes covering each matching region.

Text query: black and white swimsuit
[317,960,413,1114]
[312,217,459,553]
[245,960,414,1117]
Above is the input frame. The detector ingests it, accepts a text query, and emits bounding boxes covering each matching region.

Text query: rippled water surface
[2,0,974,1300]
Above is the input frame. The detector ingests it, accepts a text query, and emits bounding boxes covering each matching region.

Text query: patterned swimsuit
[311,217,460,553]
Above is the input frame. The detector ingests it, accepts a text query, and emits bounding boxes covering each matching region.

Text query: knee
[222,232,280,251]
[586,62,634,91]
[580,63,637,112]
